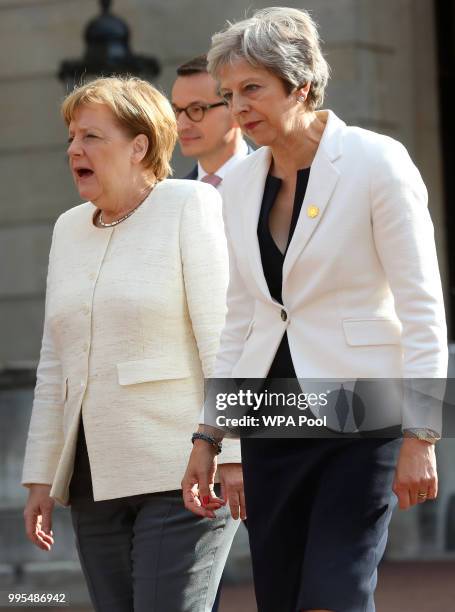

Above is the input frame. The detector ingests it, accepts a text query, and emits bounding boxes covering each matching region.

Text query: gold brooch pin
[307,205,319,219]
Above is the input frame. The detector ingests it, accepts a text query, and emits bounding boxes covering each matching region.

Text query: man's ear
[132,134,149,164]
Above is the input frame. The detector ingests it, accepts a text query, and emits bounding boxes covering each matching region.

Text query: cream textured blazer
[22,179,240,505]
[211,111,447,430]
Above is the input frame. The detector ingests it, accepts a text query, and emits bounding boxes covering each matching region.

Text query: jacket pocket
[116,358,192,386]
[342,318,401,347]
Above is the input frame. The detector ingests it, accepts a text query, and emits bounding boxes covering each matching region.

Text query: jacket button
[281,309,287,322]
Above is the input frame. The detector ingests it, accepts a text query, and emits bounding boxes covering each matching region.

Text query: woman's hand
[181,441,226,519]
[218,463,246,520]
[23,484,55,551]
[392,438,438,509]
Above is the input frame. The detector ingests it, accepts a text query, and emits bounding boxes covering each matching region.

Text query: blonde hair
[207,7,330,111]
[61,76,177,181]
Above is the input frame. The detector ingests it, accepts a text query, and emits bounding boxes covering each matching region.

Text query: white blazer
[212,111,447,430]
[22,180,240,506]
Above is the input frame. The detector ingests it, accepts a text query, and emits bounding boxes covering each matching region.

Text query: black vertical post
[435,0,455,340]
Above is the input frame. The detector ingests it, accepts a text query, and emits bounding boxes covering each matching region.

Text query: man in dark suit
[172,55,251,612]
[172,55,252,186]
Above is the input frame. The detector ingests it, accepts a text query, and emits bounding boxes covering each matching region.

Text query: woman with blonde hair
[183,7,447,612]
[22,76,242,612]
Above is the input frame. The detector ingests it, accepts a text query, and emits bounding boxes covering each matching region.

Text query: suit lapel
[283,111,343,283]
[243,147,274,299]
[184,165,198,180]
[231,111,345,300]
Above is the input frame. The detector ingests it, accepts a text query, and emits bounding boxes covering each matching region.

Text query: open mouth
[75,168,94,178]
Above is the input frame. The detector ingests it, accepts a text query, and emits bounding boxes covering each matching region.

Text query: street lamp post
[58,0,160,90]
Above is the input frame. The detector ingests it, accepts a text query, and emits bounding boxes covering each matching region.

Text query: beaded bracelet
[191,432,222,455]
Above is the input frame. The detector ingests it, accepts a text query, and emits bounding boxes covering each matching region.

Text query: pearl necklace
[97,184,156,228]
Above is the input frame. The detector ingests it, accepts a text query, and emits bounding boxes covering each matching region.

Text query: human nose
[231,92,248,117]
[67,136,82,158]
[176,110,194,130]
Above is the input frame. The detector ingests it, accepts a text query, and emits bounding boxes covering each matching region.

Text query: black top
[69,418,94,501]
[257,167,311,378]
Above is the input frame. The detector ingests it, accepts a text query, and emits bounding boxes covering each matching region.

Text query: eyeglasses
[172,101,227,122]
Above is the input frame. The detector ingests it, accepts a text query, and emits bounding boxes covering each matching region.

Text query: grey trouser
[70,489,238,612]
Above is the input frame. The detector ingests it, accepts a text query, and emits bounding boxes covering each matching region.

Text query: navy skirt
[241,436,401,612]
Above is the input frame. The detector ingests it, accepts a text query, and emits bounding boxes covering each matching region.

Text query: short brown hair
[176,55,208,76]
[61,76,177,182]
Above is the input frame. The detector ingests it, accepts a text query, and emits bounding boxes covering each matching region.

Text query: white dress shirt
[197,139,249,185]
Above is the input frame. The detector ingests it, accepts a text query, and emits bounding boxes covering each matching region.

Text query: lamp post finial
[58,0,160,87]
[100,0,112,13]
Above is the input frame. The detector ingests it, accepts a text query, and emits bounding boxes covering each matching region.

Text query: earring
[297,94,307,103]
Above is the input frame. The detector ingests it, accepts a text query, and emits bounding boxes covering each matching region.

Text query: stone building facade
[1,0,454,601]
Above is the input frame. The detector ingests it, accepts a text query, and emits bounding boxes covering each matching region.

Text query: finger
[228,491,241,520]
[34,515,53,551]
[427,486,437,500]
[201,497,224,507]
[427,477,438,500]
[395,487,411,510]
[416,480,431,504]
[408,486,419,507]
[38,531,55,545]
[185,496,217,519]
[24,510,35,542]
[185,498,217,518]
[220,481,226,504]
[198,479,220,505]
[182,483,203,511]
[24,510,43,548]
[239,490,247,521]
[29,526,51,550]
[36,533,53,551]
[182,484,217,519]
[41,507,53,536]
[201,484,225,509]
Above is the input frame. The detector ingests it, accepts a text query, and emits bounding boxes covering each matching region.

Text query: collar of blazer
[223,109,345,301]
